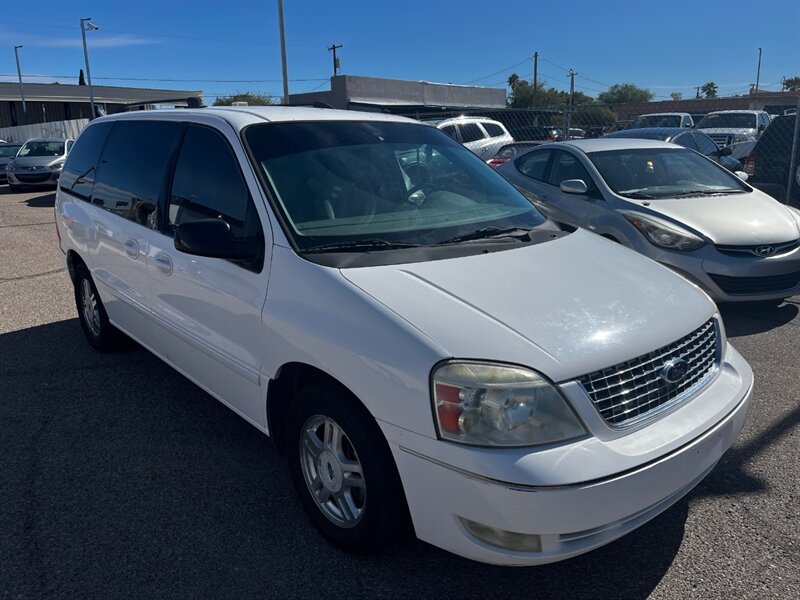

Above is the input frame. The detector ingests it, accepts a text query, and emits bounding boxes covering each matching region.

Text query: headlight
[622,212,705,251]
[431,361,586,447]
[49,161,65,171]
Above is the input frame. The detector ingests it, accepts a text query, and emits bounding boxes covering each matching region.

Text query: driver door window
[547,151,599,197]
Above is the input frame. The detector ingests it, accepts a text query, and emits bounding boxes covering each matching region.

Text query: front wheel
[286,386,410,552]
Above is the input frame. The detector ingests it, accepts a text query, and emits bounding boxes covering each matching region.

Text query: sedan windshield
[696,113,757,129]
[245,121,546,251]
[630,115,681,128]
[588,147,748,199]
[0,145,21,158]
[18,141,65,157]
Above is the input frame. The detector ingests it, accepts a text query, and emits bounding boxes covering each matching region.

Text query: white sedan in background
[497,138,800,302]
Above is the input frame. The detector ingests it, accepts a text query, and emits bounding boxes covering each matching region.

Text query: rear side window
[60,123,112,200]
[91,121,184,228]
[167,126,263,270]
[674,132,698,151]
[516,150,551,181]
[483,123,505,138]
[458,123,484,143]
[692,132,719,156]
[440,125,458,140]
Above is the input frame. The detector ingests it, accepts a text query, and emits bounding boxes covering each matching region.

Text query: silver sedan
[496,138,800,302]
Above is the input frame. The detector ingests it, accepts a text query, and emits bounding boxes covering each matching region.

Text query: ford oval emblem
[755,245,776,257]
[661,358,689,384]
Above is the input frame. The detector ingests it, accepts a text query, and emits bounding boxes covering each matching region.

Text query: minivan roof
[91,106,418,132]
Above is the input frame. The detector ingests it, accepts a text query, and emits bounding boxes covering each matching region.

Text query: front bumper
[641,243,800,302]
[7,170,61,188]
[383,346,753,565]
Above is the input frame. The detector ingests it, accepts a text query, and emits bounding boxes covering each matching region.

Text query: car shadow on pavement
[719,299,799,337]
[0,319,702,599]
[23,192,56,208]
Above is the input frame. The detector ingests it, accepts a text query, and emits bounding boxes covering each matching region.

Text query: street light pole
[80,18,98,119]
[14,45,28,125]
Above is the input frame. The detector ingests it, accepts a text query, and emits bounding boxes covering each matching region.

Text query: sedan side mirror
[174,218,261,261]
[735,171,749,181]
[560,179,589,195]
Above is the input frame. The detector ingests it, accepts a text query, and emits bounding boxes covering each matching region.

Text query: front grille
[16,173,52,184]
[709,271,800,295]
[579,319,718,427]
[716,240,800,258]
[708,134,733,147]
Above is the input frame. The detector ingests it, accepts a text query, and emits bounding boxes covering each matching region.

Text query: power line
[463,56,532,85]
[539,57,570,73]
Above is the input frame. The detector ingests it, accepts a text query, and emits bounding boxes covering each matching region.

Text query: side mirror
[758,124,765,132]
[174,218,260,260]
[718,146,733,157]
[560,179,589,195]
[735,171,749,181]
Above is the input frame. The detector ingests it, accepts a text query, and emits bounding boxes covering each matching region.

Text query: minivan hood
[637,190,800,245]
[12,156,63,168]
[341,229,715,382]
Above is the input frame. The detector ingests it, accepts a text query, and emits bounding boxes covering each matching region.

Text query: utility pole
[532,51,538,108]
[696,86,701,99]
[754,47,762,93]
[563,68,575,141]
[79,18,98,120]
[14,45,27,125]
[277,0,290,105]
[328,44,343,77]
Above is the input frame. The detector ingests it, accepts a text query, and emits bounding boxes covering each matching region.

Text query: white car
[695,110,772,147]
[629,112,694,129]
[55,107,753,566]
[434,116,514,160]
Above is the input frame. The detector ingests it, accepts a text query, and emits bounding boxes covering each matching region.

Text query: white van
[55,107,752,566]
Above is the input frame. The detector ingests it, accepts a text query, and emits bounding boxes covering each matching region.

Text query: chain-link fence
[400,99,800,207]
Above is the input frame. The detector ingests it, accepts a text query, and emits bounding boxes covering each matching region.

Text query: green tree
[507,74,594,108]
[572,105,617,128]
[596,83,654,105]
[213,92,274,106]
[783,76,800,91]
[701,82,718,98]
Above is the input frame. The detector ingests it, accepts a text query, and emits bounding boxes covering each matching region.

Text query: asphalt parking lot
[1,185,798,599]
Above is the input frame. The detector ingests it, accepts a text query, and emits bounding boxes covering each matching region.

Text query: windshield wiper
[301,239,422,253]
[669,189,745,197]
[437,226,535,245]
[619,191,660,199]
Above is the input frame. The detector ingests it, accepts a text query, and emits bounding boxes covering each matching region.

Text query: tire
[73,264,118,352]
[286,385,411,552]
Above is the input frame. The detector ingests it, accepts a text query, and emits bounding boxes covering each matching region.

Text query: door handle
[123,238,140,259]
[154,253,173,275]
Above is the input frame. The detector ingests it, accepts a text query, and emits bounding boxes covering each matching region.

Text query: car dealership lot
[1,186,798,598]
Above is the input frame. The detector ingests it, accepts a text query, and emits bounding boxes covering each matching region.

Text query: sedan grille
[16,173,52,184]
[716,240,800,258]
[709,271,800,295]
[578,319,719,427]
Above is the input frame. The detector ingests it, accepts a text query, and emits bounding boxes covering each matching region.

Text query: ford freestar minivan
[55,107,753,566]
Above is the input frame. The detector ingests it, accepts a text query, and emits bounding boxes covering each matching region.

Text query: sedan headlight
[49,161,65,171]
[622,212,705,251]
[431,361,586,447]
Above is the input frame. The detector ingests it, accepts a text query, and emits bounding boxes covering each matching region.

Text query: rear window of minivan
[483,123,506,138]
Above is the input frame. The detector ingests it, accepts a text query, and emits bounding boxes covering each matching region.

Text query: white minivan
[55,107,753,566]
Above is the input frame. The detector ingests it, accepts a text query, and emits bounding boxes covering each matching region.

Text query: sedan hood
[640,190,800,245]
[341,229,715,382]
[12,156,62,168]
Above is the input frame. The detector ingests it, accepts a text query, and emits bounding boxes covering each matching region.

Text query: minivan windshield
[245,121,547,251]
[696,113,757,129]
[630,115,682,128]
[588,147,748,199]
[18,141,65,157]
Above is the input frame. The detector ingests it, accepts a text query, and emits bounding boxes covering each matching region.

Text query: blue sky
[1,0,798,103]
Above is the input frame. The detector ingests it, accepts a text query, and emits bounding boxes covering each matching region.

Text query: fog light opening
[460,517,543,553]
